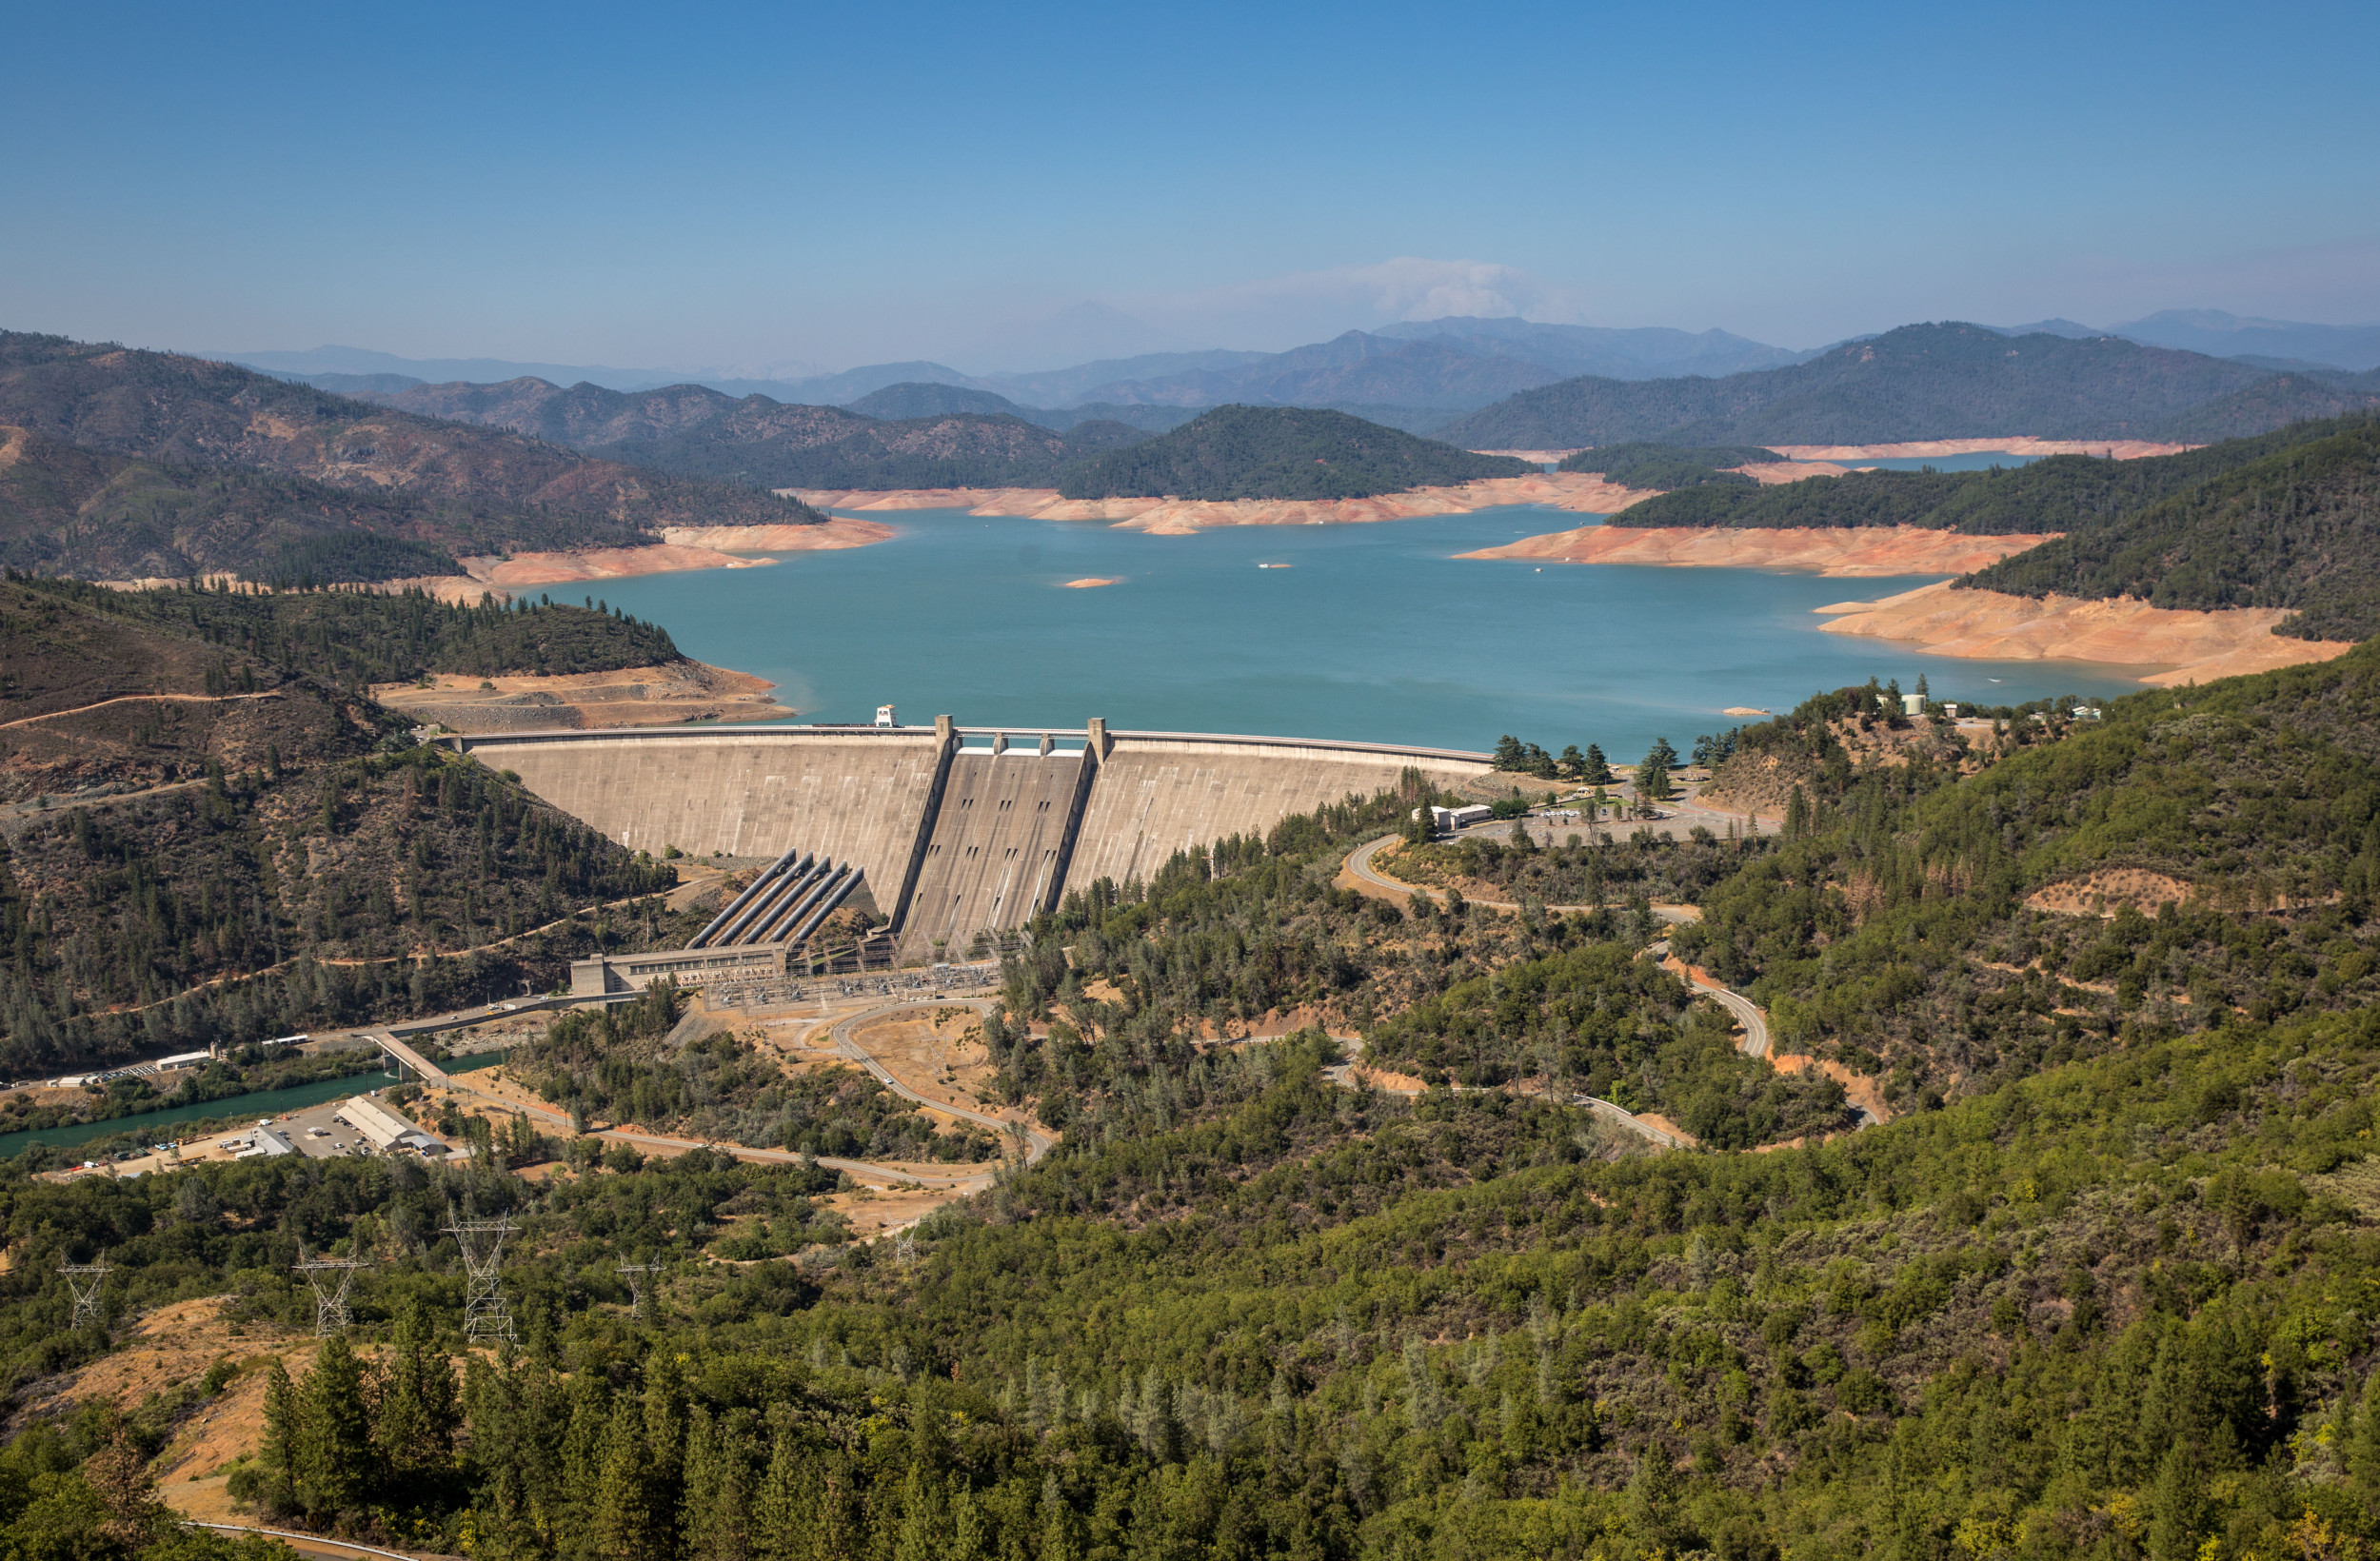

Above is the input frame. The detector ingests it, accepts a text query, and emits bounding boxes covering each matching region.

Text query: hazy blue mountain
[947,301,1199,375]
[843,382,1039,421]
[1372,317,1811,378]
[223,344,715,392]
[978,349,1274,406]
[1068,331,1568,411]
[1989,318,2103,339]
[1437,322,2289,447]
[2110,309,2380,372]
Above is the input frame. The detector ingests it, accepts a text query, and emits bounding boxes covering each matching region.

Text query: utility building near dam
[444,717,1492,990]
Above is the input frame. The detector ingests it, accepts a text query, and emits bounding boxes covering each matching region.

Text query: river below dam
[591,505,2147,758]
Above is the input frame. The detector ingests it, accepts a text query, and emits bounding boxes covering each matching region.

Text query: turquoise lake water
[0,1052,506,1162]
[587,504,2147,759]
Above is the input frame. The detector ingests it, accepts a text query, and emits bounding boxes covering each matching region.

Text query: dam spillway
[452,717,1490,984]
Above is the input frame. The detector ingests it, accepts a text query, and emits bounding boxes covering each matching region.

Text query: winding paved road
[446,998,1049,1190]
[1342,834,1701,925]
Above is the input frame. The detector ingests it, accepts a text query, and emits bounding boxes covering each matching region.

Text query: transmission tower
[291,1246,371,1335]
[60,1256,107,1331]
[443,1218,516,1344]
[894,1234,918,1267]
[616,1260,661,1319]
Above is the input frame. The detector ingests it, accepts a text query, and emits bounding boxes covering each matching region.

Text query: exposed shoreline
[1815,581,2358,685]
[1763,437,2195,462]
[1456,524,2059,578]
[371,660,794,732]
[782,473,1656,534]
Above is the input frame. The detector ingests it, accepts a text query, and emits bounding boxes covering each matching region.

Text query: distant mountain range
[1436,324,2380,448]
[228,317,1814,425]
[0,331,820,582]
[1992,310,2380,372]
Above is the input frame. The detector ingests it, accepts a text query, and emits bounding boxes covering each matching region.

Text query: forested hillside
[0,424,474,583]
[0,577,691,1077]
[1611,414,2370,535]
[1957,416,2380,640]
[1437,322,2376,447]
[1059,406,1532,501]
[4,649,2380,1561]
[373,375,1152,489]
[1556,443,1779,489]
[0,333,823,575]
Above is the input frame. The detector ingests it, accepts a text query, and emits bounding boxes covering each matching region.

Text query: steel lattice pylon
[292,1246,371,1335]
[443,1218,516,1344]
[60,1257,107,1331]
[616,1260,661,1320]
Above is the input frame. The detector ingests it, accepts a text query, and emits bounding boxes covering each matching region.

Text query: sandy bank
[783,472,1656,532]
[372,660,792,732]
[1467,447,1587,464]
[1458,524,2059,578]
[1765,437,2194,462]
[662,518,895,553]
[457,543,774,588]
[1061,577,1121,588]
[1815,581,2358,684]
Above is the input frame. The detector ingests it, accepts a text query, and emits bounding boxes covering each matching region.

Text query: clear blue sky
[4,0,2375,370]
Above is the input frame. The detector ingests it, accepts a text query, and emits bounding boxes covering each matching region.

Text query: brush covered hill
[1437,321,2380,447]
[0,424,472,582]
[0,576,698,1077]
[0,333,823,576]
[1680,649,2380,1100]
[1556,441,1780,488]
[1608,413,2371,542]
[1957,415,2380,640]
[1057,405,1535,501]
[10,649,2380,1561]
[372,374,1152,488]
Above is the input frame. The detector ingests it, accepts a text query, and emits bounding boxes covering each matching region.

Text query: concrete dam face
[458,718,1489,978]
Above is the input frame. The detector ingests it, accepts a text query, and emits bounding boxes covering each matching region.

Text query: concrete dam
[448,718,1491,990]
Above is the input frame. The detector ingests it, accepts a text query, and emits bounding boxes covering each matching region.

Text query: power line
[60,1256,108,1331]
[442,1217,516,1344]
[615,1260,661,1320]
[291,1246,371,1335]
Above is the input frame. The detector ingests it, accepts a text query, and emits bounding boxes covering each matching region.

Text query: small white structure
[1942,703,1960,718]
[874,704,897,727]
[1430,804,1493,832]
[333,1096,440,1155]
[155,1051,210,1073]
[234,1126,296,1159]
[1901,693,1926,716]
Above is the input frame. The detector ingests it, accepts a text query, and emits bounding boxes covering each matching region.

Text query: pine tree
[378,1301,459,1487]
[682,1406,752,1561]
[1583,743,1613,784]
[750,1417,811,1561]
[1492,735,1525,771]
[260,1356,301,1516]
[2146,1443,2206,1561]
[1038,1474,1079,1561]
[593,1394,664,1561]
[891,1465,947,1561]
[2351,1371,2380,1492]
[297,1333,376,1518]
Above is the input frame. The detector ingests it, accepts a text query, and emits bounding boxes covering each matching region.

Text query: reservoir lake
[590,505,2148,759]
